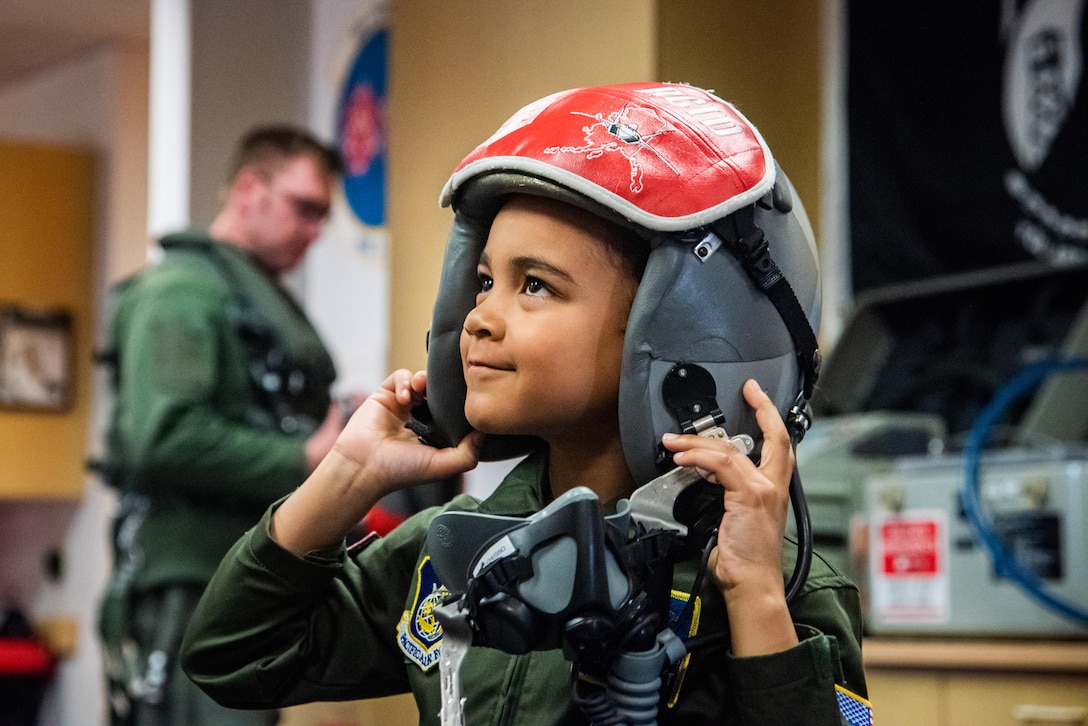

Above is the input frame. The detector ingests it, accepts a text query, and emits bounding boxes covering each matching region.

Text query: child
[181,82,870,725]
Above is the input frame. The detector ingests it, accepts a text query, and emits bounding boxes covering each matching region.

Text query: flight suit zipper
[494,651,532,725]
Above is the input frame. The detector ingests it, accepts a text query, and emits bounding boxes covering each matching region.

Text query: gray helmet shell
[425,82,821,484]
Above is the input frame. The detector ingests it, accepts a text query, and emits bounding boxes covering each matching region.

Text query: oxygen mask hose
[785,466,813,603]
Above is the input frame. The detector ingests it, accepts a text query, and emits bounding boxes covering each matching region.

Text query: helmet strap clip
[786,392,813,446]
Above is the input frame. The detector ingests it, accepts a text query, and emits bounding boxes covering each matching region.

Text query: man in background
[98,125,346,726]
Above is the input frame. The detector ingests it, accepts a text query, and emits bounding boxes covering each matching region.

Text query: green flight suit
[99,231,336,726]
[181,449,870,725]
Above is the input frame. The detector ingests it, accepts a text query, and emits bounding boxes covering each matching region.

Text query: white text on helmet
[636,86,743,137]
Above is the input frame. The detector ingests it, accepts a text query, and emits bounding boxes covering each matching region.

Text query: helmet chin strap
[712,204,821,409]
[708,203,817,602]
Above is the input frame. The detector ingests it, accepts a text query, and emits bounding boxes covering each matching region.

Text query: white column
[147,0,192,240]
[820,0,851,348]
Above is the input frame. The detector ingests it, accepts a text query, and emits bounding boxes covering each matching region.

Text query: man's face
[459,196,638,444]
[247,154,332,273]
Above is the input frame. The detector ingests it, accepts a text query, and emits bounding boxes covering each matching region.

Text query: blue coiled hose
[960,357,1088,627]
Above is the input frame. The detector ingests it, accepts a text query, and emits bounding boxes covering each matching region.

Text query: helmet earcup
[620,174,820,484]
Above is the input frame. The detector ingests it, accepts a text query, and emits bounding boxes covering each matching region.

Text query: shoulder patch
[836,685,874,726]
[397,556,449,671]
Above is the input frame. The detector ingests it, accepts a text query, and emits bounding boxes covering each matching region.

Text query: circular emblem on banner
[336,27,387,226]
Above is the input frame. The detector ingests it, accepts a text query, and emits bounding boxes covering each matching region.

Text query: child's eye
[523,277,548,296]
[477,273,493,292]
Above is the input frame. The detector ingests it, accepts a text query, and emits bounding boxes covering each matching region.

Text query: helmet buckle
[654,363,755,467]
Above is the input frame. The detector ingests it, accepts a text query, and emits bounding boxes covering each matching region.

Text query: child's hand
[334,369,483,498]
[272,370,481,556]
[660,378,799,655]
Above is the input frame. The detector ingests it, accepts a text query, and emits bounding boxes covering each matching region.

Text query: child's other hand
[334,369,483,498]
[660,378,798,655]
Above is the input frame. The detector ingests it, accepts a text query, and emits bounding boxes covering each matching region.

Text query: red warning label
[871,509,949,625]
[880,519,939,576]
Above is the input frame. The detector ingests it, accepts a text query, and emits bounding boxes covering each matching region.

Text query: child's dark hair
[600,221,650,284]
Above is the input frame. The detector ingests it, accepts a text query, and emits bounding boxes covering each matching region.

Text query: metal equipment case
[798,262,1088,637]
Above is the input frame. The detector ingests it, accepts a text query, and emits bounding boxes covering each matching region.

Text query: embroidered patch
[397,557,448,671]
[836,685,874,726]
[664,589,701,708]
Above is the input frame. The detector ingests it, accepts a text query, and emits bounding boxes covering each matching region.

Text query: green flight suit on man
[98,126,345,726]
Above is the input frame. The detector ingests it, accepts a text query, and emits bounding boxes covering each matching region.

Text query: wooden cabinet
[865,639,1088,726]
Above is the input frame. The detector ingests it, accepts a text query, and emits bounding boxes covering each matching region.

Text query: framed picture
[0,305,74,412]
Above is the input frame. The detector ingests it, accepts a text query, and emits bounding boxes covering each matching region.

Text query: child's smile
[459,195,638,448]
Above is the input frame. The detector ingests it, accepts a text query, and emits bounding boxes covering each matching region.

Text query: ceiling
[0,0,149,89]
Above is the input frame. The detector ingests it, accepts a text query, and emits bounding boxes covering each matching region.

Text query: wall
[188,0,312,227]
[303,0,390,397]
[0,43,149,726]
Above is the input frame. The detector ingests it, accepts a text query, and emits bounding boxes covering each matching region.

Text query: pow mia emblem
[544,104,679,193]
[397,557,448,671]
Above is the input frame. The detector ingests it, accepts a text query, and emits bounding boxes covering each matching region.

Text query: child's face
[460,195,639,443]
